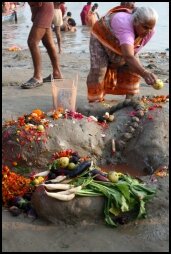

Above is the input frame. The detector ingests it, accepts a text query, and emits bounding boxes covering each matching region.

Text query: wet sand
[2,46,169,252]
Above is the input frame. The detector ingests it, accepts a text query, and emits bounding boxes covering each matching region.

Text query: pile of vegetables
[35,150,157,227]
[41,173,156,227]
[47,149,92,179]
[2,149,157,226]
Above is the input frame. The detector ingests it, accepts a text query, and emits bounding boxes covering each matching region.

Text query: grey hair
[132,7,158,25]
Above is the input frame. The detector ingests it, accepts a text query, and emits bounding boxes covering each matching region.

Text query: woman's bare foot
[53,72,63,79]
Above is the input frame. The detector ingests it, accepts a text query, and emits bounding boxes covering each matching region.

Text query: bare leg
[54,25,62,53]
[27,26,46,81]
[42,28,63,79]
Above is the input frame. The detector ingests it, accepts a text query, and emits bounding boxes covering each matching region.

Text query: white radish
[46,175,67,183]
[42,183,74,190]
[34,170,49,177]
[68,185,82,193]
[56,185,82,195]
[54,190,73,195]
[45,190,75,201]
[60,179,73,184]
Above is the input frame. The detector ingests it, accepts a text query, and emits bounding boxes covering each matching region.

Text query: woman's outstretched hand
[142,70,157,86]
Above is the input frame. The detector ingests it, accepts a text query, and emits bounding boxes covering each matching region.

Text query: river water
[2,2,169,54]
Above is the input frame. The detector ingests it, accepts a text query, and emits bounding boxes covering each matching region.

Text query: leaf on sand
[137,200,146,219]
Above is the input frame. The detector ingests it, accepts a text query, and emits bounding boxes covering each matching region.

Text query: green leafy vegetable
[71,174,156,227]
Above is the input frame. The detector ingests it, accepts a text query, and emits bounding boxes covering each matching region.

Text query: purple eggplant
[47,171,58,180]
[54,169,73,177]
[69,155,80,164]
[53,161,91,178]
[93,175,109,182]
[90,169,109,182]
[90,169,107,176]
[69,161,91,177]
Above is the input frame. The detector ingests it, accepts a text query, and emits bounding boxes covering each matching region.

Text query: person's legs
[87,35,108,102]
[21,3,56,88]
[54,26,62,54]
[42,28,63,79]
[27,25,46,81]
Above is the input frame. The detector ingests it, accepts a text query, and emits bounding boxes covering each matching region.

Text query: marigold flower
[32,109,44,118]
[2,165,32,206]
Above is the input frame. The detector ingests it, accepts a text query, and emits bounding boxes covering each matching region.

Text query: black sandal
[43,74,63,83]
[21,78,43,89]
[43,74,53,83]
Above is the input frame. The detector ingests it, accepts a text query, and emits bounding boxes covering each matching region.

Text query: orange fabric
[104,66,140,95]
[86,11,98,27]
[87,68,140,102]
[87,83,104,102]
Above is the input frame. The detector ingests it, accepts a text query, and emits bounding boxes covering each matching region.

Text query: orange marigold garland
[2,165,32,206]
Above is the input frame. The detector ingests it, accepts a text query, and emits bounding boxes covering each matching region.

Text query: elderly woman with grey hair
[86,5,159,102]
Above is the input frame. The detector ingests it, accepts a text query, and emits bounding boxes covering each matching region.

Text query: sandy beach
[2,43,169,252]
